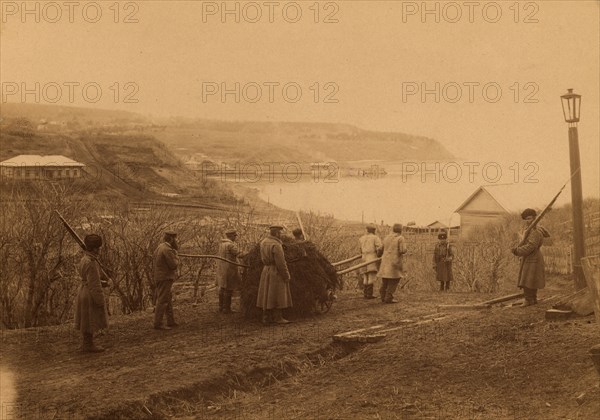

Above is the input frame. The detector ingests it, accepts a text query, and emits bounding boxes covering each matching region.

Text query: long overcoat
[217,238,241,289]
[75,252,109,334]
[514,228,545,289]
[378,233,407,279]
[256,235,293,309]
[433,241,455,283]
[359,233,383,274]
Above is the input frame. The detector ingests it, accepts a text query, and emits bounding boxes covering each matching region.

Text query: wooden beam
[336,258,381,275]
[479,293,524,305]
[332,254,362,267]
[437,304,491,311]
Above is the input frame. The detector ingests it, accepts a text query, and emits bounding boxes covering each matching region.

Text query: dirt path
[1,275,598,419]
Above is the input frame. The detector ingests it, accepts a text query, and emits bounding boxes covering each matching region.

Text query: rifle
[517,168,580,247]
[295,211,308,240]
[179,253,250,268]
[54,210,112,287]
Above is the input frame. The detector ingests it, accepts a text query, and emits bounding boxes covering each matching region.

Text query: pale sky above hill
[1,1,598,196]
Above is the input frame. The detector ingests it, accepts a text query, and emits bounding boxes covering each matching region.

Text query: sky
[1,0,599,196]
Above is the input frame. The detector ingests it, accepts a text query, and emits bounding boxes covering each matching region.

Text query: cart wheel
[315,290,335,314]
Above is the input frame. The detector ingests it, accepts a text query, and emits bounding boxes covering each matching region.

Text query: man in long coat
[256,225,293,324]
[75,234,109,353]
[378,224,407,303]
[359,224,383,299]
[153,231,179,329]
[217,229,241,314]
[512,208,546,306]
[433,232,455,291]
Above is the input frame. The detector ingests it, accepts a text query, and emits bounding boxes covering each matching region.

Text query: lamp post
[560,88,586,290]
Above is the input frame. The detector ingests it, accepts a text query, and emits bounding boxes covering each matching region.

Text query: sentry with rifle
[54,210,113,287]
[511,169,579,306]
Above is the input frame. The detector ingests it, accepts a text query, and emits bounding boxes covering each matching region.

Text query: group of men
[74,224,297,352]
[73,208,546,352]
[358,223,413,303]
[358,207,547,307]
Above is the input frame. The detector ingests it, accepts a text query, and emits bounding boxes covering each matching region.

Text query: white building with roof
[455,184,544,238]
[0,155,85,180]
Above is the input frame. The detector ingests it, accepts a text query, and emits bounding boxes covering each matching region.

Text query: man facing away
[256,225,293,324]
[217,229,241,314]
[512,208,546,306]
[359,223,383,299]
[153,231,179,330]
[433,232,455,291]
[75,234,109,353]
[378,223,407,304]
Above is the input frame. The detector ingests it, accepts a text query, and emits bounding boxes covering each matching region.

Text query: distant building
[427,220,448,229]
[455,184,539,238]
[0,155,85,180]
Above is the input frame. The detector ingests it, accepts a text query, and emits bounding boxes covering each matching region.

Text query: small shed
[455,184,538,238]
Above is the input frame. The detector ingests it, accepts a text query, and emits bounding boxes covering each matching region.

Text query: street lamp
[561,88,586,290]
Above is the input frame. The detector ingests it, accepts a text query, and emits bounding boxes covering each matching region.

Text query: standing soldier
[153,231,179,330]
[75,234,108,353]
[433,232,455,291]
[359,223,383,299]
[378,224,407,303]
[512,208,546,306]
[217,229,241,314]
[257,225,293,324]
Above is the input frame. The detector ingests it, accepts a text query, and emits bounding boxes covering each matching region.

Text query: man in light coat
[378,224,407,304]
[153,231,179,329]
[512,208,546,306]
[75,234,109,353]
[217,229,241,314]
[359,224,383,299]
[433,232,455,291]
[256,225,293,324]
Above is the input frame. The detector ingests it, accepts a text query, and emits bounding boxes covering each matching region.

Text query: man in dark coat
[512,208,546,306]
[75,234,109,353]
[433,232,455,291]
[378,223,407,303]
[217,229,241,314]
[257,225,293,324]
[153,231,179,329]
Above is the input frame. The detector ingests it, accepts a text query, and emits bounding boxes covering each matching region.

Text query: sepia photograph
[1,1,599,418]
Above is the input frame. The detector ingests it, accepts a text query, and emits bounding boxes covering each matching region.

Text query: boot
[262,310,272,325]
[439,282,445,291]
[223,290,235,314]
[272,309,290,324]
[82,333,105,353]
[364,284,376,299]
[218,288,225,313]
[444,282,450,291]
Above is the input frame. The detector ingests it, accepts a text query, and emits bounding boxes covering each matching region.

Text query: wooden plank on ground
[480,293,524,305]
[437,304,491,311]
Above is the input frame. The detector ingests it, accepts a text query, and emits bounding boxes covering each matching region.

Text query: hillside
[0,118,236,204]
[0,103,145,126]
[155,119,455,164]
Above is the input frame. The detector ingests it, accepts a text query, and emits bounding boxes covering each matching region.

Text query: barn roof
[0,155,85,167]
[455,184,543,215]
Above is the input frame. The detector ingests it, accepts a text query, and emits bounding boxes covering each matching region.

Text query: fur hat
[521,208,537,219]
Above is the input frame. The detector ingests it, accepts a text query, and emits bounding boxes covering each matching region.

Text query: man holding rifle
[75,234,109,353]
[512,208,547,306]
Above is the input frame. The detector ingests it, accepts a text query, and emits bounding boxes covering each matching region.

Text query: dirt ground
[1,274,599,420]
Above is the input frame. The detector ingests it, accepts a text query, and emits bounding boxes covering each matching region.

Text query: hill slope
[155,119,455,164]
